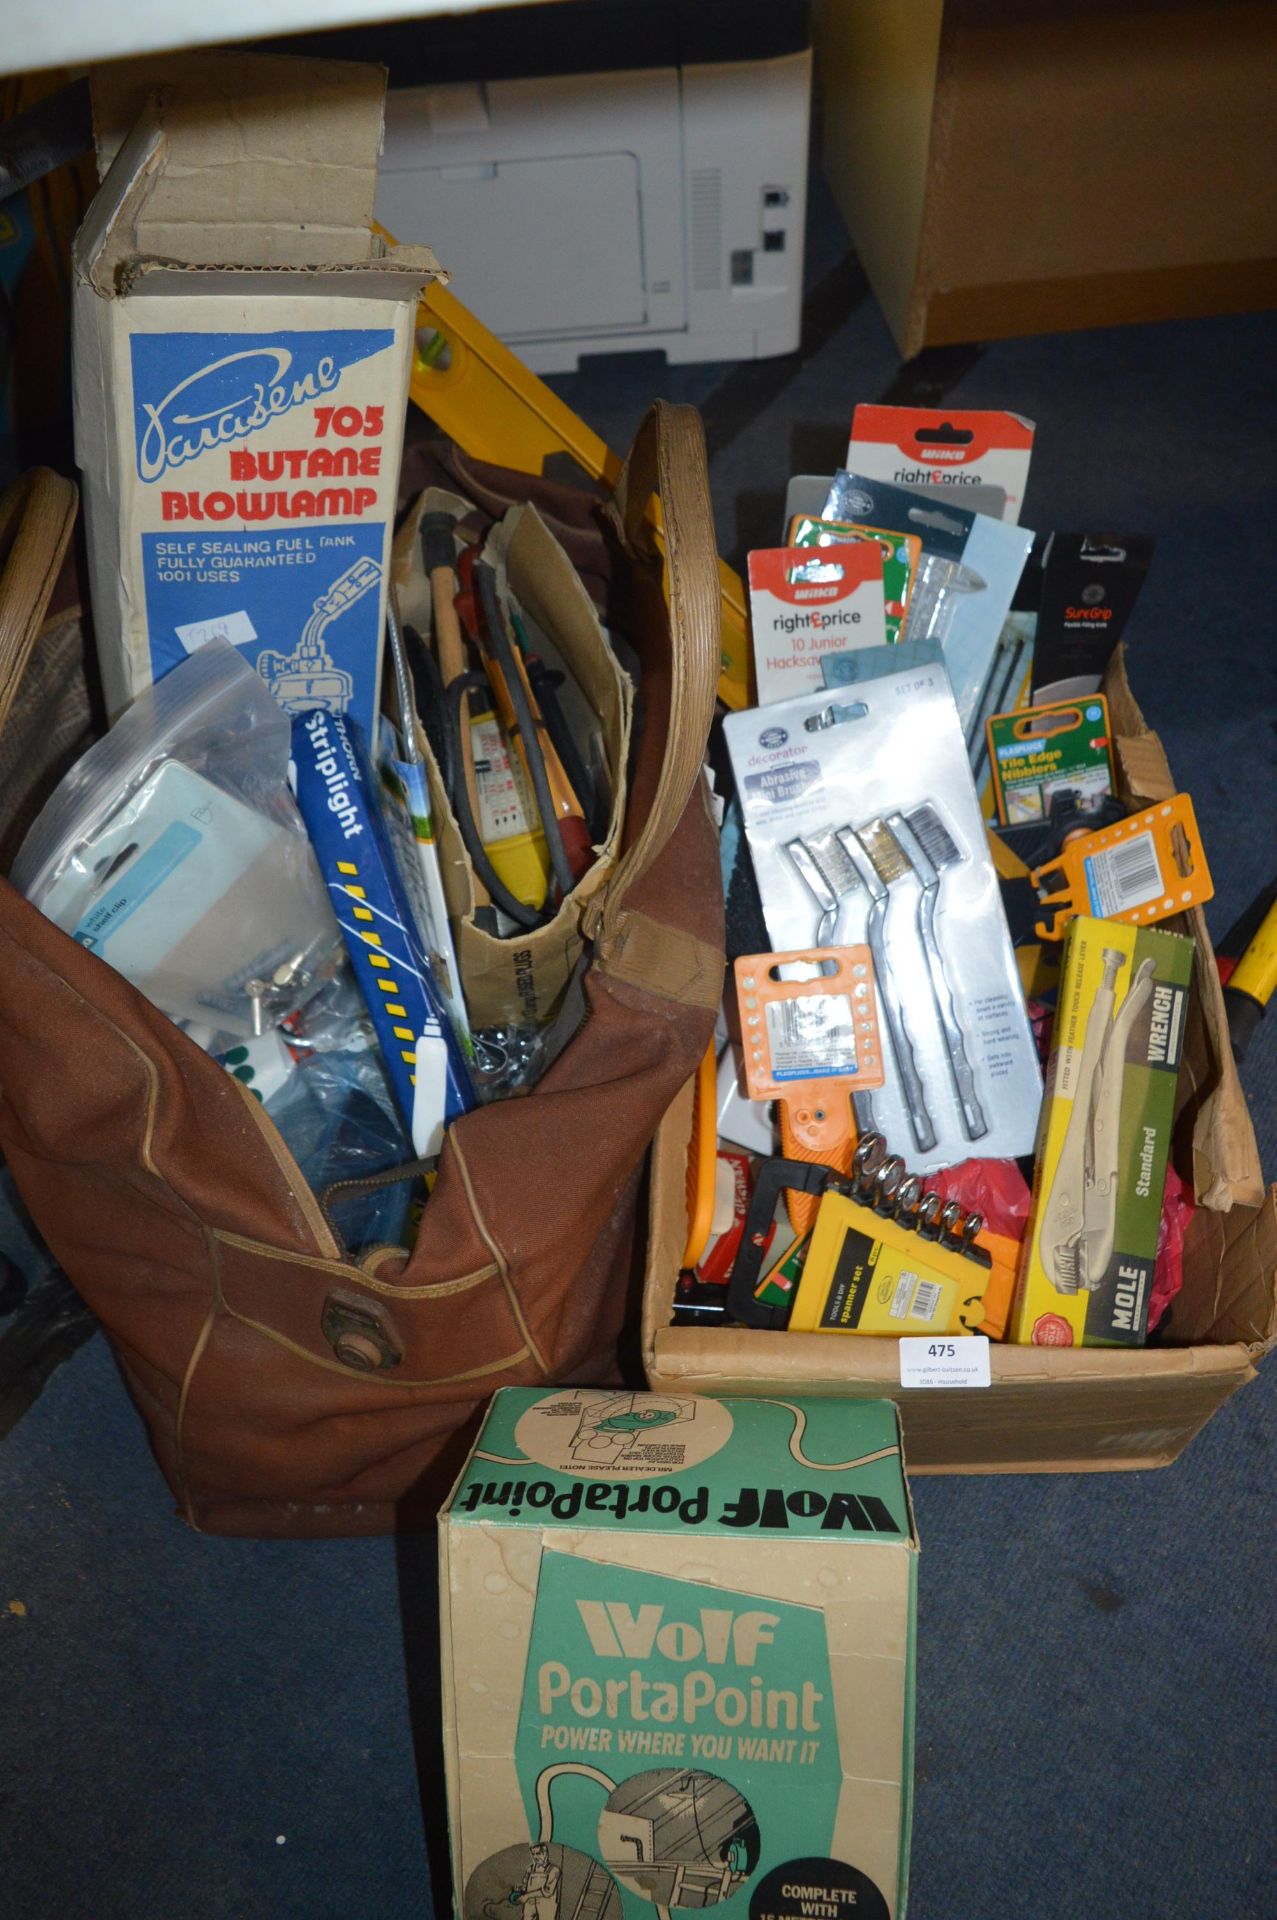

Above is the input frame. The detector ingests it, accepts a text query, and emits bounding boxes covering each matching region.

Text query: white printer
[365,0,812,373]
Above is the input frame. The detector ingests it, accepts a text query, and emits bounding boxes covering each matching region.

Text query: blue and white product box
[822,470,1033,743]
[292,707,475,1156]
[72,52,441,734]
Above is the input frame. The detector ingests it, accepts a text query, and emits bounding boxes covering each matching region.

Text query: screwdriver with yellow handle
[1222,890,1277,1062]
[462,548,595,894]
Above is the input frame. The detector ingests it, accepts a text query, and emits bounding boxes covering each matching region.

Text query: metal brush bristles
[786,829,862,943]
[885,811,931,886]
[855,817,912,887]
[906,803,962,873]
[785,838,838,916]
[803,826,863,901]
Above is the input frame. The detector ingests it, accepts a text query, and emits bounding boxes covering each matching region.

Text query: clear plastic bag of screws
[722,655,1042,1171]
[12,639,343,1039]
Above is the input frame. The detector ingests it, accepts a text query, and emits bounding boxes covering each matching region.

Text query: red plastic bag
[923,1158,1032,1245]
[1148,1162,1193,1334]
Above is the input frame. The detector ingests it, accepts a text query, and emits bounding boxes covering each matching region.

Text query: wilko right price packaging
[748,544,886,705]
[848,406,1034,523]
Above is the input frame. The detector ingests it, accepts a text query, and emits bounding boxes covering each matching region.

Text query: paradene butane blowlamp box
[72,51,440,735]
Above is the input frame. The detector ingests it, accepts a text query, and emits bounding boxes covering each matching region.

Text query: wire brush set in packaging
[724,654,1042,1172]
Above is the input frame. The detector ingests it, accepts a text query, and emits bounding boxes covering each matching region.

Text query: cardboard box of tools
[72,52,440,734]
[643,651,1277,1472]
[441,1387,917,1920]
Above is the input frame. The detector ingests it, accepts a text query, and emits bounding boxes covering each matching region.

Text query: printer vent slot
[690,167,723,291]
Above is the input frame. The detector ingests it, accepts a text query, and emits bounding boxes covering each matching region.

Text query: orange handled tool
[734,948,885,1234]
[681,1041,720,1270]
[777,1090,858,1232]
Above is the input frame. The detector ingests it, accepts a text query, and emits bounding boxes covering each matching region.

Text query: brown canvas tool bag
[0,403,725,1537]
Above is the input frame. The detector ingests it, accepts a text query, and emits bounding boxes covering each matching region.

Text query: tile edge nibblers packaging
[723,661,1042,1173]
[986,694,1114,827]
[441,1387,916,1920]
[1011,914,1195,1348]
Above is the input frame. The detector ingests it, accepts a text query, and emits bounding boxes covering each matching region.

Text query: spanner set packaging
[722,655,1042,1174]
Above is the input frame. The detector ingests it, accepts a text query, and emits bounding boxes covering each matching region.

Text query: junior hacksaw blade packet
[748,544,886,704]
[723,658,1042,1173]
[441,1387,917,1920]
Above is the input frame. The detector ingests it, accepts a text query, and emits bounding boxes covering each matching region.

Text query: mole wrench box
[72,51,440,734]
[440,1388,917,1920]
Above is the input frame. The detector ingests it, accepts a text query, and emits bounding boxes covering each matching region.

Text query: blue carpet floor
[2,172,1275,1918]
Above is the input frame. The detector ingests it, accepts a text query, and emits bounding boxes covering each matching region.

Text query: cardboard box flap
[447,1389,914,1543]
[1175,1183,1277,1349]
[1104,645,1264,1211]
[81,51,440,283]
[118,260,440,298]
[72,104,168,295]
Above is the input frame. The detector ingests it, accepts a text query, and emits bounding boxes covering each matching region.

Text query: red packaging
[698,1152,772,1286]
[848,404,1034,523]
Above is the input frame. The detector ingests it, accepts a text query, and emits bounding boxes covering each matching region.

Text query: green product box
[441,1388,918,1920]
[1011,915,1195,1347]
[986,694,1115,826]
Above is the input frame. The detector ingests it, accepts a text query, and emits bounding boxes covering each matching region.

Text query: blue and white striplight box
[72,52,440,736]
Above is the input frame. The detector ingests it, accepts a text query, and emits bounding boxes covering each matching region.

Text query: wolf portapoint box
[441,1388,917,1920]
[72,51,440,737]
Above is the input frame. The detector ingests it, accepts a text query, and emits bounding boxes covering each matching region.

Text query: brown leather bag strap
[590,401,720,939]
[0,469,79,737]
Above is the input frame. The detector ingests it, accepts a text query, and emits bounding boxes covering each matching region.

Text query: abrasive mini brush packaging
[722,657,1042,1173]
[440,1389,917,1920]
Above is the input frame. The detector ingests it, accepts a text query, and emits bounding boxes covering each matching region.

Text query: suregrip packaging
[1029,534,1153,705]
[1011,915,1194,1347]
[441,1388,917,1920]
